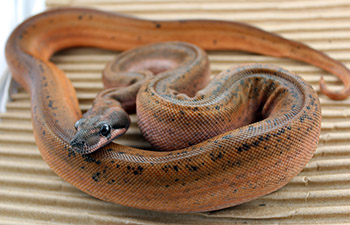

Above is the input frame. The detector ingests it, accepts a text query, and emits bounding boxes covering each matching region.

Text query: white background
[0,0,45,112]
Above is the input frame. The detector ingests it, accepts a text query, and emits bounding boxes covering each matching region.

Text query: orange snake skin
[5,8,350,212]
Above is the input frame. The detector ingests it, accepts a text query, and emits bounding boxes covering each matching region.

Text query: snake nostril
[70,139,87,154]
[70,141,77,148]
[70,139,85,148]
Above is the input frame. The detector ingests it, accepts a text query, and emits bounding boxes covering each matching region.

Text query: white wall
[0,0,45,112]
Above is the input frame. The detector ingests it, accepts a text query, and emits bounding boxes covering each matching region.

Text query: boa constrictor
[6,7,350,212]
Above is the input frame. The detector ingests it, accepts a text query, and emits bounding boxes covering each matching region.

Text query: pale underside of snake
[5,7,350,212]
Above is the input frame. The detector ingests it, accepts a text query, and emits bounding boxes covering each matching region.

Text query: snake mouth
[70,128,127,154]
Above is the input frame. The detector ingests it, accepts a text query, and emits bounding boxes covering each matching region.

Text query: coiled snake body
[5,8,350,212]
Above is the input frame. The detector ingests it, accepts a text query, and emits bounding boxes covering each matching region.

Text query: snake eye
[100,124,111,137]
[74,120,80,130]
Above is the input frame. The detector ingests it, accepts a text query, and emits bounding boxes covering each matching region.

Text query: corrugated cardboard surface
[1,0,350,224]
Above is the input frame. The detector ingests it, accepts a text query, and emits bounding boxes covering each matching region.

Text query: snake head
[70,105,130,154]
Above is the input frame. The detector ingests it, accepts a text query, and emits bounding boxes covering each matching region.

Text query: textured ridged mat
[1,0,350,223]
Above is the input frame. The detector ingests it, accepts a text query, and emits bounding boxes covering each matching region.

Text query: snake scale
[5,7,350,212]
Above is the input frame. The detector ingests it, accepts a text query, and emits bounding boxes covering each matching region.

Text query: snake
[5,7,350,213]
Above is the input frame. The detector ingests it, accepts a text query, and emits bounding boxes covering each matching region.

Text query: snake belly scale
[6,7,350,212]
